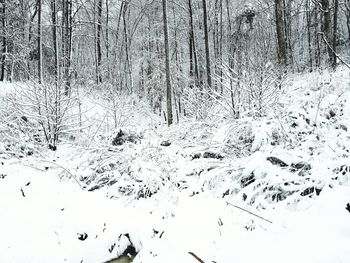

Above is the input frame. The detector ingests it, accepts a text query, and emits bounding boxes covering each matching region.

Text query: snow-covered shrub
[111,129,143,146]
[0,93,38,158]
[80,141,180,199]
[225,122,254,155]
[83,84,159,145]
[250,119,286,152]
[219,120,284,156]
[8,81,80,150]
[201,166,243,197]
[210,57,284,119]
[231,152,322,208]
[182,87,214,120]
[102,85,141,129]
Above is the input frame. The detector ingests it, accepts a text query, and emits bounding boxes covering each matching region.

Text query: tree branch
[226,202,273,224]
[319,32,350,69]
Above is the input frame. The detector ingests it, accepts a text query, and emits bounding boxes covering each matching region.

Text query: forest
[0,0,350,263]
[0,0,348,124]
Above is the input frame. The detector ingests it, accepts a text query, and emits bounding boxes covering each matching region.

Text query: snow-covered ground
[0,68,350,263]
[1,159,350,263]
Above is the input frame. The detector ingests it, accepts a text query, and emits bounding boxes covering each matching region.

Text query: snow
[1,161,349,263]
[1,68,350,262]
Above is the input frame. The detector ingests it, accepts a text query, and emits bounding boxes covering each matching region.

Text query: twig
[319,32,350,69]
[188,252,206,263]
[313,91,323,136]
[37,159,82,187]
[226,202,273,224]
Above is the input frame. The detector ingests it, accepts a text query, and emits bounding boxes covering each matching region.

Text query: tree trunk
[219,0,223,94]
[38,0,43,83]
[172,4,181,121]
[306,0,313,71]
[332,0,339,69]
[321,0,332,64]
[105,0,110,80]
[51,0,59,82]
[188,0,194,79]
[314,6,321,67]
[213,0,219,90]
[114,1,123,63]
[123,2,133,93]
[97,0,102,83]
[274,0,287,66]
[63,0,72,94]
[162,0,173,126]
[283,0,293,66]
[0,0,6,81]
[188,0,199,86]
[202,0,212,88]
[345,0,350,44]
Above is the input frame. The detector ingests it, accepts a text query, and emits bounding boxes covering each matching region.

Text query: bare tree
[38,0,43,83]
[162,0,173,126]
[202,0,212,87]
[62,0,72,94]
[105,0,110,79]
[0,0,6,81]
[96,0,102,83]
[306,0,313,71]
[274,0,287,66]
[188,0,199,86]
[51,0,59,82]
[321,0,332,64]
[123,1,133,93]
[332,0,339,69]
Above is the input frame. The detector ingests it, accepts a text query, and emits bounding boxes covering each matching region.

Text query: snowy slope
[1,68,350,263]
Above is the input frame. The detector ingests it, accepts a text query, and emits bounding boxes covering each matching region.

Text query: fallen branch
[188,252,205,263]
[226,202,273,224]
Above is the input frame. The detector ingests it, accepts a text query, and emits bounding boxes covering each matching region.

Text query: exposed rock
[191,153,202,160]
[77,232,88,241]
[112,130,127,146]
[160,140,171,146]
[241,172,255,188]
[300,186,322,197]
[104,255,131,263]
[112,130,141,146]
[105,234,137,263]
[266,157,288,167]
[88,184,103,191]
[291,122,298,128]
[48,144,57,151]
[338,124,347,131]
[329,109,336,118]
[222,189,230,198]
